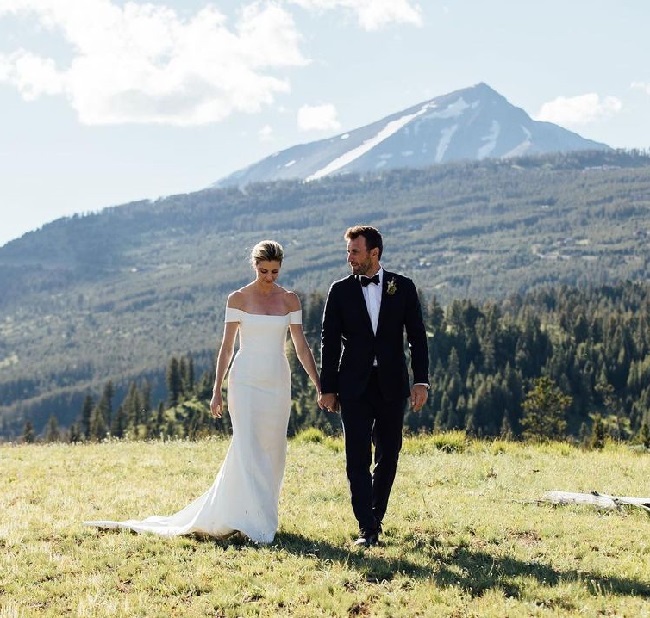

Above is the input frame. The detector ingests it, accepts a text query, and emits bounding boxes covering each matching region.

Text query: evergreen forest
[29,281,650,449]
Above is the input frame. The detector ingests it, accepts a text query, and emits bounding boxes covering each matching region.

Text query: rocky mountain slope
[215,83,609,187]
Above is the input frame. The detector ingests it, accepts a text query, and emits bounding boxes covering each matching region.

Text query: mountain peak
[215,83,610,188]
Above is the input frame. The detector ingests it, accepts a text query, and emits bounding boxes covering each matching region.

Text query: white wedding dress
[85,308,299,543]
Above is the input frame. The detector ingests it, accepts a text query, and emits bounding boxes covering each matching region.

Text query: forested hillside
[30,281,650,448]
[2,149,650,439]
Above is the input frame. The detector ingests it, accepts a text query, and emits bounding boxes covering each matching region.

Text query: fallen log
[542,490,650,513]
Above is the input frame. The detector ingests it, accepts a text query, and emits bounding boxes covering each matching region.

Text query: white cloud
[258,124,274,141]
[4,50,64,100]
[0,0,308,126]
[631,81,650,95]
[286,0,422,30]
[297,103,341,131]
[536,93,622,126]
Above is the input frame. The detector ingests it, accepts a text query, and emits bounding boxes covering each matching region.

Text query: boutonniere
[386,277,397,295]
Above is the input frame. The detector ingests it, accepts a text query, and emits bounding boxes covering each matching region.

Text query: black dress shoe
[353,529,379,547]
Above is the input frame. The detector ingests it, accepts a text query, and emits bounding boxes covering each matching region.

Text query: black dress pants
[340,368,406,532]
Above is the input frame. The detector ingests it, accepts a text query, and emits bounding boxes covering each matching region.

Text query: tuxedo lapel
[346,275,373,333]
[376,270,395,336]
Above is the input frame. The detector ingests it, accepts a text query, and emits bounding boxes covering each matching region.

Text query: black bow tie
[359,274,380,287]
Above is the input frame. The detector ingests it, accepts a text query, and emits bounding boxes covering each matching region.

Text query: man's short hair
[344,226,383,259]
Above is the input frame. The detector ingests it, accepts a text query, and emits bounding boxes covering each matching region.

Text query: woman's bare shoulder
[283,289,302,312]
[227,290,246,309]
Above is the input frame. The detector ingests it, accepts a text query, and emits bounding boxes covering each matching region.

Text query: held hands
[410,384,429,412]
[319,387,425,413]
[210,391,223,418]
[318,392,340,414]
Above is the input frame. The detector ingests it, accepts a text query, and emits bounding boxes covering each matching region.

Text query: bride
[85,240,322,543]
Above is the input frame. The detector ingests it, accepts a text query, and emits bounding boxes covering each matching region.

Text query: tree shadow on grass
[271,532,650,600]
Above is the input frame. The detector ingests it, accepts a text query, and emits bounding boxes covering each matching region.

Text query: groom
[319,226,429,547]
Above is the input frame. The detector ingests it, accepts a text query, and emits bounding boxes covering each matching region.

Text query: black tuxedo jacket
[320,270,429,401]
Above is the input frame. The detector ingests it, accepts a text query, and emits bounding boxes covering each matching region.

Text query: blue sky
[1,0,648,246]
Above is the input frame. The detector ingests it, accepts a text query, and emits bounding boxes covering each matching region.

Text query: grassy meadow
[2,432,650,617]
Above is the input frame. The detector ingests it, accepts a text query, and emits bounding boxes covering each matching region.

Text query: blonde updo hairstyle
[250,240,284,267]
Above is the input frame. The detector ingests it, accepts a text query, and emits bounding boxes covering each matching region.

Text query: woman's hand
[210,391,223,418]
[319,392,340,414]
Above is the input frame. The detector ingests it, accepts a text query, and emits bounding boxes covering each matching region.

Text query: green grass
[2,435,650,617]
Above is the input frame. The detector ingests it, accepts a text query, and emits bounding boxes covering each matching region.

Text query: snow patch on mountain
[503,126,533,158]
[422,96,472,121]
[436,125,458,162]
[306,102,436,181]
[478,121,500,159]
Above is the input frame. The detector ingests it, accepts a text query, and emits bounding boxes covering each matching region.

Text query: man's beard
[351,263,370,275]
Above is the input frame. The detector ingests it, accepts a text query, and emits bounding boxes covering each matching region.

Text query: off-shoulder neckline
[226,307,301,317]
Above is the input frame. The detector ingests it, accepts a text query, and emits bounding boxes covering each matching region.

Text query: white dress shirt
[361,267,383,335]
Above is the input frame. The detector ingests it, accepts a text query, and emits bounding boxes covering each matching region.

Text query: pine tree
[521,376,571,441]
[90,380,115,441]
[23,420,35,444]
[89,404,107,441]
[69,422,82,443]
[111,404,127,439]
[427,296,445,333]
[181,354,195,394]
[640,422,650,450]
[152,401,165,439]
[305,292,326,338]
[178,357,187,402]
[140,380,152,418]
[167,357,181,407]
[123,381,141,429]
[44,414,60,443]
[81,394,93,440]
[435,393,450,431]
[590,414,606,449]
[97,381,115,431]
[500,414,513,440]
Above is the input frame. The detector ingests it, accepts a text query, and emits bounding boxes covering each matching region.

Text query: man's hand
[319,392,340,414]
[410,384,429,411]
